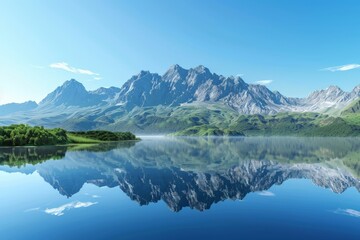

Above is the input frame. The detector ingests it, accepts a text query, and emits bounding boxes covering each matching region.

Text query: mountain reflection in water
[0,137,359,212]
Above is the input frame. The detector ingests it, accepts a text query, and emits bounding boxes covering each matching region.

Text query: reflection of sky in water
[0,137,359,239]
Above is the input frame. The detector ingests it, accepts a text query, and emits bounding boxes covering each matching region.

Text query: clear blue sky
[1,0,360,104]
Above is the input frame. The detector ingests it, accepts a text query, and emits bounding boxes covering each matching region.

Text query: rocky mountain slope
[39,79,113,108]
[116,65,293,114]
[0,65,359,131]
[294,85,360,113]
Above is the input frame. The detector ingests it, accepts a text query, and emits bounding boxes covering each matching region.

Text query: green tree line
[68,130,136,141]
[0,124,67,146]
[0,125,137,146]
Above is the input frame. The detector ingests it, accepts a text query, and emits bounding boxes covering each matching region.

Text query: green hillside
[102,104,360,136]
[341,99,360,126]
[173,112,360,137]
[342,99,360,114]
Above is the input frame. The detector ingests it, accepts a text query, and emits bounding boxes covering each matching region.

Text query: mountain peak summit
[169,64,184,70]
[193,65,211,74]
[61,79,85,89]
[165,64,187,74]
[326,85,342,92]
[137,70,151,78]
[39,79,100,107]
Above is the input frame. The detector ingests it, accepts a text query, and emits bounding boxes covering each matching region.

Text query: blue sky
[0,0,359,104]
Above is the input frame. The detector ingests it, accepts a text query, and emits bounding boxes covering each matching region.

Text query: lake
[0,137,359,240]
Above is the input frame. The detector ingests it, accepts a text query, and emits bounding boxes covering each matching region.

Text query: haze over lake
[1,137,359,239]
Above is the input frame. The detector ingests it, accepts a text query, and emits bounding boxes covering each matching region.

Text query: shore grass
[66,133,103,144]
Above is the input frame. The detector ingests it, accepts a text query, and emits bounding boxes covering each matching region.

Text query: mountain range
[0,65,359,133]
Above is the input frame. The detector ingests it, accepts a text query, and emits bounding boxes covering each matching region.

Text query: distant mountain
[0,101,37,116]
[116,65,292,114]
[0,65,359,132]
[7,65,359,114]
[39,79,108,107]
[38,79,121,108]
[295,85,360,113]
[115,65,359,114]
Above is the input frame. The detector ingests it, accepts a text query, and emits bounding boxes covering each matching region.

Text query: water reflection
[0,137,359,211]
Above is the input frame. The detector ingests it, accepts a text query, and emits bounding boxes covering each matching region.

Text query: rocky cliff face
[38,79,119,108]
[115,65,292,114]
[114,65,359,114]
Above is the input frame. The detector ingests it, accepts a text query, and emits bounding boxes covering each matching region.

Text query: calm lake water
[0,137,359,240]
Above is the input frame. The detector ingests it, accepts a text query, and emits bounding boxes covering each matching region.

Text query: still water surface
[0,137,359,239]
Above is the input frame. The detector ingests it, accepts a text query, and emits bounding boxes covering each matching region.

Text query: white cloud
[24,207,40,212]
[50,62,100,76]
[255,80,273,85]
[335,208,360,218]
[93,77,102,80]
[236,73,244,77]
[322,64,360,72]
[257,191,275,197]
[44,201,97,216]
[50,62,76,73]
